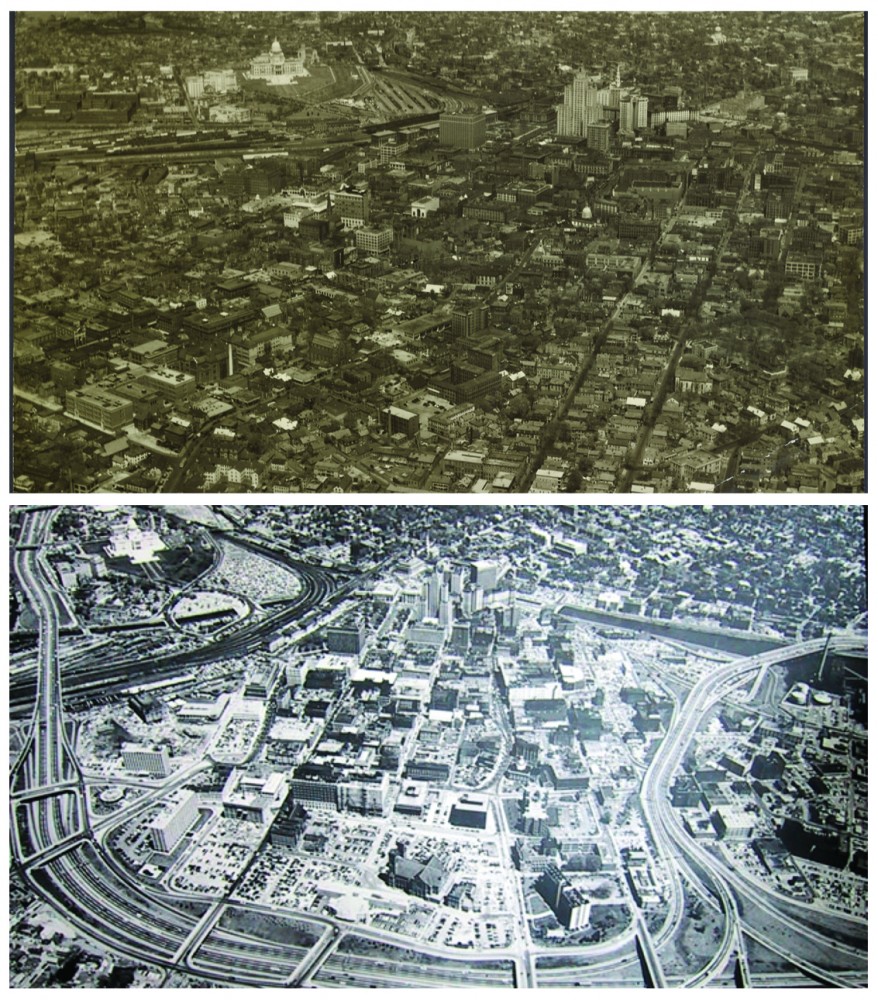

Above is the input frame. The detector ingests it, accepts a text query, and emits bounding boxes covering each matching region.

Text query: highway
[12,507,533,987]
[10,508,868,988]
[9,534,345,712]
[9,509,349,985]
[492,796,535,988]
[639,634,868,988]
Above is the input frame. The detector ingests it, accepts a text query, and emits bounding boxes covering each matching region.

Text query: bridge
[634,916,668,988]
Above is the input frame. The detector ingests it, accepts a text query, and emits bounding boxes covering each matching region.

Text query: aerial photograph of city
[11,11,865,494]
[10,503,867,987]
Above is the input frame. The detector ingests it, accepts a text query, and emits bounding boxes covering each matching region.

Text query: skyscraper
[537,863,591,929]
[471,559,499,591]
[556,72,608,137]
[149,789,200,853]
[557,69,647,139]
[619,94,649,134]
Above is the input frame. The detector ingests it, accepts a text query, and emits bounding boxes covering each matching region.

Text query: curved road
[641,635,868,988]
[10,509,868,988]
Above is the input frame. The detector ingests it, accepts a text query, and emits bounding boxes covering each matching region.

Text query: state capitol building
[248,38,312,84]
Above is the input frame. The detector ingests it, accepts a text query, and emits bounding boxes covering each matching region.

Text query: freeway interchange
[9,507,869,987]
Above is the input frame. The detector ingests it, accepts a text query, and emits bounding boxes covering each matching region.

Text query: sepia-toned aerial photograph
[10,503,867,987]
[11,11,864,495]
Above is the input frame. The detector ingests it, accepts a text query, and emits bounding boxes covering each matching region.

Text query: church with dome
[248,38,311,85]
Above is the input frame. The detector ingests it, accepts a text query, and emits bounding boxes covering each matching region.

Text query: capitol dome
[271,38,282,53]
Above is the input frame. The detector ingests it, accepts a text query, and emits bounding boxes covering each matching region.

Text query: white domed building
[248,38,310,85]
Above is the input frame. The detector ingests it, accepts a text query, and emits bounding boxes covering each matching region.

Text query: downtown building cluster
[12,12,862,494]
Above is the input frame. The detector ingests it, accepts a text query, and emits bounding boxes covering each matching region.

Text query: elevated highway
[10,508,868,988]
[641,635,867,988]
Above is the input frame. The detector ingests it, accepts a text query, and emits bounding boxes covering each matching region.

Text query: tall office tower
[149,790,200,853]
[424,571,442,618]
[471,559,499,591]
[537,863,592,929]
[619,94,649,134]
[326,622,366,655]
[450,621,471,651]
[438,592,453,626]
[586,120,612,153]
[556,71,608,137]
[121,743,171,776]
[449,565,467,596]
[606,64,623,110]
[461,584,484,617]
[439,111,487,149]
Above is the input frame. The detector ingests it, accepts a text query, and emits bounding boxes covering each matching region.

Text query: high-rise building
[384,406,419,438]
[337,773,392,815]
[326,622,366,655]
[437,586,453,626]
[450,621,471,651]
[290,763,340,810]
[423,570,442,618]
[556,72,609,137]
[451,302,489,340]
[586,121,612,153]
[377,134,408,163]
[149,789,200,853]
[185,75,204,99]
[750,751,786,781]
[355,225,394,254]
[471,559,499,591]
[461,584,484,616]
[619,94,649,134]
[537,863,591,929]
[449,566,468,596]
[439,111,486,149]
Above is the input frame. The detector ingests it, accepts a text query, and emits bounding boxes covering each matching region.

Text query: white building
[356,226,394,254]
[222,769,289,824]
[105,515,166,564]
[248,39,310,85]
[410,195,440,218]
[121,743,171,777]
[149,789,200,853]
[204,68,238,93]
[185,75,204,99]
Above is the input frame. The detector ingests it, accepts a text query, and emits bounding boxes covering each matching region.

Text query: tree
[507,395,530,420]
